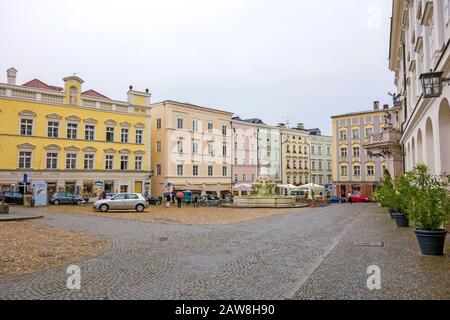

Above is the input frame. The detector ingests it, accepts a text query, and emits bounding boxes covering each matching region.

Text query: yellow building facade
[331,103,393,197]
[0,68,151,197]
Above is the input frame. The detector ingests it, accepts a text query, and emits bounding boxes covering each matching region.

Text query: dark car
[330,196,347,203]
[3,192,24,204]
[144,195,162,205]
[50,192,85,205]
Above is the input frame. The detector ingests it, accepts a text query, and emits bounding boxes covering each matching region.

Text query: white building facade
[390,0,450,175]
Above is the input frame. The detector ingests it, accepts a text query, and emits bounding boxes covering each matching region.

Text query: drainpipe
[401,41,408,174]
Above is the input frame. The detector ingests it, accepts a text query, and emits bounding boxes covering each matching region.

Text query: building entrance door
[134,181,142,194]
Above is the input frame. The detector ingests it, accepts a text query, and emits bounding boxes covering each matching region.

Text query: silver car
[93,193,149,213]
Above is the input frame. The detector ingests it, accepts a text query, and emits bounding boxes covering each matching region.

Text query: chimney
[373,101,380,110]
[296,123,305,130]
[383,104,389,110]
[7,67,17,85]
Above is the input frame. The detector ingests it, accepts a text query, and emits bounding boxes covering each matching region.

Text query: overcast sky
[0,0,395,135]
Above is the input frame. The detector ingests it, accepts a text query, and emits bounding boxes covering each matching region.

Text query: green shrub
[407,164,450,231]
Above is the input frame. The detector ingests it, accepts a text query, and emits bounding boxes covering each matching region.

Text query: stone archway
[417,129,423,164]
[438,98,450,174]
[425,118,436,174]
[411,137,416,168]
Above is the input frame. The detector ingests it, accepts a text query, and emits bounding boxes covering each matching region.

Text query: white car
[93,193,149,213]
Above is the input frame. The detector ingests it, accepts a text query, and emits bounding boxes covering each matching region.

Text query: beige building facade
[150,101,233,197]
[280,123,310,186]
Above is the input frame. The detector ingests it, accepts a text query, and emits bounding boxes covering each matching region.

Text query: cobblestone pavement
[294,205,450,300]
[0,204,448,299]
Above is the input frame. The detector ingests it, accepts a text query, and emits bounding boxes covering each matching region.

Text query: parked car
[50,192,85,205]
[330,196,347,203]
[2,192,24,204]
[144,195,162,205]
[93,193,149,213]
[349,194,371,203]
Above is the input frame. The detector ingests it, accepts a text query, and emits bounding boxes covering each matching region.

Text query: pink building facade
[231,118,258,192]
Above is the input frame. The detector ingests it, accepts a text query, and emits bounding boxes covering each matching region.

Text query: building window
[352,129,359,139]
[234,174,238,182]
[234,141,238,150]
[242,173,246,181]
[251,174,255,181]
[47,121,59,138]
[46,153,58,169]
[85,125,95,141]
[207,121,213,134]
[177,117,184,129]
[340,147,348,157]
[445,0,450,25]
[135,129,143,144]
[365,127,373,138]
[223,166,228,177]
[222,124,227,136]
[340,165,348,176]
[327,161,332,171]
[106,127,114,142]
[67,123,78,140]
[20,119,33,136]
[367,165,375,176]
[18,151,32,169]
[121,128,129,143]
[66,153,77,169]
[120,155,129,170]
[192,141,199,154]
[311,161,316,171]
[84,154,94,170]
[318,161,323,171]
[318,175,323,185]
[243,159,246,165]
[135,155,143,170]
[193,165,199,176]
[339,130,347,140]
[222,145,227,157]
[105,155,114,170]
[353,165,361,176]
[208,143,214,156]
[177,164,183,176]
[234,158,238,165]
[156,118,162,129]
[156,141,162,153]
[192,119,199,132]
[156,164,161,176]
[353,147,360,157]
[327,146,331,155]
[208,166,214,176]
[311,146,315,154]
[177,140,184,153]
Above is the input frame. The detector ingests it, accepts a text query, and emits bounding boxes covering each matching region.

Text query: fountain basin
[227,196,305,208]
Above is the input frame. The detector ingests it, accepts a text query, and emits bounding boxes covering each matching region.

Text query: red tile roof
[22,79,63,91]
[81,89,110,100]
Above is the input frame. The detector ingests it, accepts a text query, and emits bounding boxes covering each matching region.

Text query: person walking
[348,192,353,204]
[176,191,183,208]
[193,194,199,208]
[165,193,171,208]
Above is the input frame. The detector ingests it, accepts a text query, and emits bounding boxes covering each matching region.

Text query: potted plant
[392,173,413,228]
[373,169,396,218]
[408,164,450,256]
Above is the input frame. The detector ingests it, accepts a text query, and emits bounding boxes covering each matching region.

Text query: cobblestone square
[0,204,448,300]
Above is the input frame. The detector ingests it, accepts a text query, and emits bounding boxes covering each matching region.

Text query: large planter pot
[0,203,10,214]
[388,208,395,219]
[414,229,448,256]
[393,212,409,228]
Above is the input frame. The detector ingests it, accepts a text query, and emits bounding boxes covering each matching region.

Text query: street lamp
[419,71,450,98]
